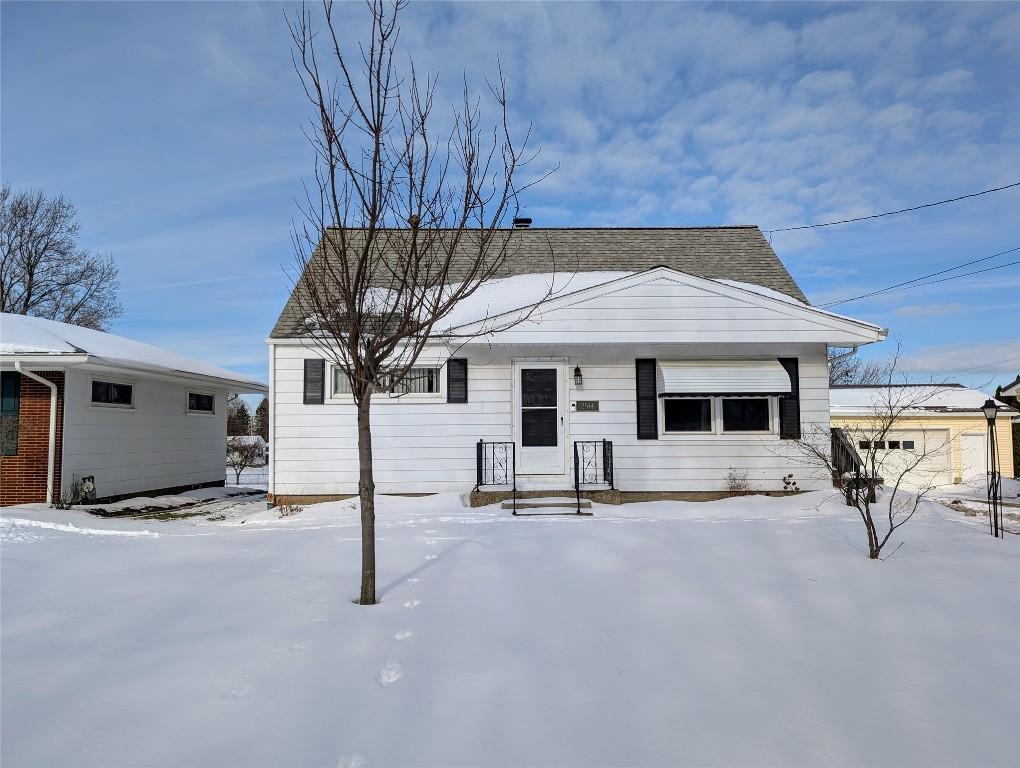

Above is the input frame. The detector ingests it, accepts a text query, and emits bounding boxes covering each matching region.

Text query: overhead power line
[766,181,1020,234]
[821,249,1020,308]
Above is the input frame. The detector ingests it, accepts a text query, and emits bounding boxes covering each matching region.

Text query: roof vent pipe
[512,217,532,229]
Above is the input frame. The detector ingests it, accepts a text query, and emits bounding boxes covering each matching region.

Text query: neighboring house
[267,226,886,503]
[227,435,269,465]
[829,384,1016,489]
[0,314,267,506]
[995,374,1020,476]
[999,374,1020,402]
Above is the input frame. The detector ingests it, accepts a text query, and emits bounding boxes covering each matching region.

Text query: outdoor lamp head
[573,366,583,387]
[981,399,999,423]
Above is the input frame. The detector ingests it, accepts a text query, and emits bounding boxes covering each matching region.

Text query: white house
[266,227,886,504]
[0,313,267,505]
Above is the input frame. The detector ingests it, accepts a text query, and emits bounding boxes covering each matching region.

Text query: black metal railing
[573,440,614,514]
[475,440,517,513]
[830,427,877,506]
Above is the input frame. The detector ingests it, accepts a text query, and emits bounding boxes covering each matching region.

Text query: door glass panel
[521,369,557,407]
[522,408,557,447]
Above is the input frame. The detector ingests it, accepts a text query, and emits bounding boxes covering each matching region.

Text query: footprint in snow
[424,554,437,561]
[290,642,310,652]
[403,600,421,609]
[269,568,283,574]
[393,629,415,641]
[406,578,419,584]
[220,683,254,700]
[336,753,368,768]
[426,539,437,546]
[425,529,438,534]
[376,661,404,687]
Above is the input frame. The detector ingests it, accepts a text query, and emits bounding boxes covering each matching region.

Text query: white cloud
[899,342,1020,376]
[893,303,964,318]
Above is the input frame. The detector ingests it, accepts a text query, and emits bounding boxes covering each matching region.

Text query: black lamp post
[981,398,1002,538]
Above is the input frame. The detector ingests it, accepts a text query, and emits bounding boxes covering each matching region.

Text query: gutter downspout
[14,362,57,505]
[827,345,861,365]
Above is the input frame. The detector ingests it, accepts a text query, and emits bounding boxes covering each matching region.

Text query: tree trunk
[234,468,242,484]
[356,395,377,605]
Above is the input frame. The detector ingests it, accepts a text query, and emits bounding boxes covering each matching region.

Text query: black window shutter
[447,359,468,403]
[635,358,658,440]
[303,359,325,405]
[778,357,801,440]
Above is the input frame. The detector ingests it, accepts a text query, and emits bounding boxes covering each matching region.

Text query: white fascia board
[82,358,267,393]
[0,353,91,369]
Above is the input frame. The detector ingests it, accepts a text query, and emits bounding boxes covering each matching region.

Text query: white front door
[514,362,566,475]
[960,433,987,482]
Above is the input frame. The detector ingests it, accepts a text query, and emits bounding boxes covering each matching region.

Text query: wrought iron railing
[573,440,614,514]
[830,428,876,506]
[475,440,517,513]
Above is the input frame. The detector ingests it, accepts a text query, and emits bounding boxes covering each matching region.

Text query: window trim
[89,376,135,409]
[186,390,217,416]
[659,394,777,437]
[328,364,445,401]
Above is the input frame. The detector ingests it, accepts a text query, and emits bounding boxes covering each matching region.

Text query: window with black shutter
[303,359,325,404]
[635,358,658,440]
[447,359,468,403]
[1,372,20,456]
[777,357,800,439]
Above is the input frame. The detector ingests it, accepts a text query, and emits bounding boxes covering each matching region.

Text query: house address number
[574,400,599,412]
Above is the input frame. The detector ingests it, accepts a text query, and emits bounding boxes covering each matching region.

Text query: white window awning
[656,360,792,396]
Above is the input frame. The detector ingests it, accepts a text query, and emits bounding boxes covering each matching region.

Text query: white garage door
[959,433,987,482]
[859,429,952,490]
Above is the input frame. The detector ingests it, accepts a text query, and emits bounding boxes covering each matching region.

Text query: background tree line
[227,394,268,441]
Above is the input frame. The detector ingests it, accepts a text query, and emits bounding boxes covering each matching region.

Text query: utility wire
[765,182,1020,234]
[821,247,1020,308]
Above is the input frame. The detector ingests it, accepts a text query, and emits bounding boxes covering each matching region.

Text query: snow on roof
[438,271,633,330]
[0,313,266,391]
[830,384,1017,415]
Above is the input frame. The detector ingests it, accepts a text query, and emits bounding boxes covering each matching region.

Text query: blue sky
[3,1,1018,394]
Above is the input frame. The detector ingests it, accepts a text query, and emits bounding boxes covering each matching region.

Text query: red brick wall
[0,372,64,506]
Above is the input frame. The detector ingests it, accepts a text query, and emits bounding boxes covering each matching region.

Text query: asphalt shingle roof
[270,226,807,338]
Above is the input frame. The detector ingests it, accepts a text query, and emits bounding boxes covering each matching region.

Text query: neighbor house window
[721,397,770,432]
[332,368,353,396]
[1,372,19,456]
[888,440,900,450]
[859,440,871,450]
[188,392,215,413]
[91,380,133,407]
[902,440,915,450]
[663,398,713,433]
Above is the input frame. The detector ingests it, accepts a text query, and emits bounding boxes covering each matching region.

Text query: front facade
[830,385,1016,489]
[1,314,266,505]
[267,228,885,502]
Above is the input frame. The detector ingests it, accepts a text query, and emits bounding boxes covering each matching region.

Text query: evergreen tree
[227,399,251,436]
[254,397,269,442]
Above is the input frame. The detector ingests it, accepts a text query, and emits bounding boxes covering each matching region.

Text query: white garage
[831,384,1015,490]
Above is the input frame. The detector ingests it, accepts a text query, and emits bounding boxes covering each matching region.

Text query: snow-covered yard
[2,492,1017,768]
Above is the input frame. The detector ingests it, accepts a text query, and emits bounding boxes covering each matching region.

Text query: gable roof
[999,374,1020,397]
[830,384,1018,415]
[0,313,267,392]
[439,267,885,345]
[270,226,807,339]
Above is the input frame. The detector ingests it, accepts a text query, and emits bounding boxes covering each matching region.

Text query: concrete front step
[501,497,592,511]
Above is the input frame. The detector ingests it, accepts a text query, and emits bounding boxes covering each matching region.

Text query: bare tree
[794,347,953,559]
[287,0,553,604]
[0,185,122,330]
[227,437,267,485]
[828,347,886,386]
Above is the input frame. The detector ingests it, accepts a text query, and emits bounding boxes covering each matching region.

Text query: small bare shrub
[277,504,304,518]
[724,467,752,493]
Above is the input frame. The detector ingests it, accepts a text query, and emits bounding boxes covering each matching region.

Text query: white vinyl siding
[61,371,228,499]
[270,342,831,495]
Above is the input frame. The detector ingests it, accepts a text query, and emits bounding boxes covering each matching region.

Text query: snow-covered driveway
[2,493,1017,768]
